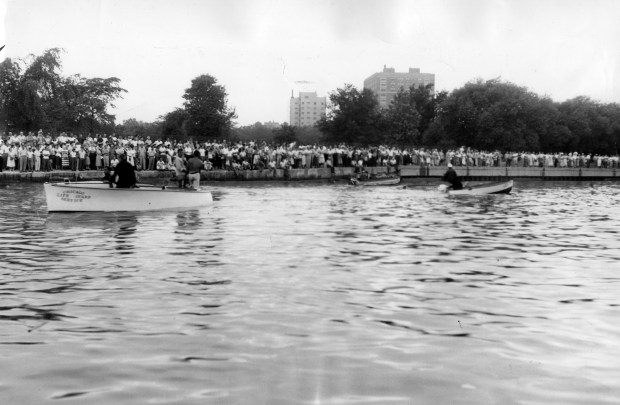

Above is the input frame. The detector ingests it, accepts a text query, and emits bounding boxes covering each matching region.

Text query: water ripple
[0,181,619,404]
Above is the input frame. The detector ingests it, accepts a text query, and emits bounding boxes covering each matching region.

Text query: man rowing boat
[442,163,463,190]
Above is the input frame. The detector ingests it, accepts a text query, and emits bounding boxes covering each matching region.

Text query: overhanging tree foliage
[0,48,126,134]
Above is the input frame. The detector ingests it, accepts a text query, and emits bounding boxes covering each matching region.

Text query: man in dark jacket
[442,163,463,190]
[113,153,137,188]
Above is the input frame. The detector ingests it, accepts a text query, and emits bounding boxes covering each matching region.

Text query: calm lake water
[0,180,619,404]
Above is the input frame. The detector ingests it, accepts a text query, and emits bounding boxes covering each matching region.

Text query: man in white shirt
[42,147,51,171]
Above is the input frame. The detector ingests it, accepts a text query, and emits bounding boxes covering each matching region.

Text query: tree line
[317,79,620,154]
[3,49,619,154]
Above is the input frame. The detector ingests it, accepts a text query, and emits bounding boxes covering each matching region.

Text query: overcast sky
[2,0,620,126]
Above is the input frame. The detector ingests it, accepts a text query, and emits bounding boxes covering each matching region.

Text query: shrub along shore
[0,165,618,184]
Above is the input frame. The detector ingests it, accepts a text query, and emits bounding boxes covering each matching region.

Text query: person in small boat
[173,149,187,188]
[186,150,204,189]
[113,153,137,188]
[354,159,370,180]
[102,166,114,187]
[442,163,463,190]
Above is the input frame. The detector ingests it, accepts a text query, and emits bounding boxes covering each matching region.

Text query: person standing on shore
[70,145,78,171]
[0,140,7,171]
[88,144,97,170]
[147,145,156,170]
[34,146,41,171]
[96,145,103,170]
[102,143,110,169]
[78,146,86,171]
[27,146,35,171]
[7,145,16,171]
[18,144,28,172]
[138,142,146,171]
[42,146,51,171]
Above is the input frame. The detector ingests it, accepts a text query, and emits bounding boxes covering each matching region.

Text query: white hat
[448,163,453,168]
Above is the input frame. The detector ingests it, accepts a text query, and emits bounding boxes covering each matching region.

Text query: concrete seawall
[0,165,617,183]
[412,166,618,180]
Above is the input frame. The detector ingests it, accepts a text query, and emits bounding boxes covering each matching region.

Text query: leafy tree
[272,123,297,144]
[232,121,277,143]
[182,74,237,139]
[160,108,189,139]
[20,48,69,131]
[410,84,447,137]
[600,103,620,155]
[0,58,22,131]
[77,77,125,133]
[0,48,125,134]
[555,96,620,154]
[383,86,422,144]
[316,84,384,145]
[115,118,161,139]
[422,121,455,149]
[295,126,323,145]
[435,78,558,151]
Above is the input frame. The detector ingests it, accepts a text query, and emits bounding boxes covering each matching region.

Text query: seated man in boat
[353,159,370,180]
[113,153,137,188]
[102,166,114,187]
[441,163,463,190]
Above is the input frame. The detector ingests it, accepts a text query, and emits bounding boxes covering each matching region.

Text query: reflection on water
[0,181,619,404]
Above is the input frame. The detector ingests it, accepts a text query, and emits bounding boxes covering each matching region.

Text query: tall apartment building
[363,66,435,108]
[289,91,326,127]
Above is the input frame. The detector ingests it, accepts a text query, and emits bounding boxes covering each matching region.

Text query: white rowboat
[44,181,213,212]
[439,180,514,196]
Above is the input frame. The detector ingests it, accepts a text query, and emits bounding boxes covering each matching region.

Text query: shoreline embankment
[0,165,618,184]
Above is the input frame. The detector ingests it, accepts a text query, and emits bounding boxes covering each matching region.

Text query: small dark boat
[350,174,401,186]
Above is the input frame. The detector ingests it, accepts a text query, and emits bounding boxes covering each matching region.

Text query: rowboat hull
[446,180,513,196]
[44,181,213,212]
[350,176,401,186]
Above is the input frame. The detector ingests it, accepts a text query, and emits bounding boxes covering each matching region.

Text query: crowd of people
[1,130,619,174]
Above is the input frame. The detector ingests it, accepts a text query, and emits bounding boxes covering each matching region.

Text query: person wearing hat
[441,163,463,190]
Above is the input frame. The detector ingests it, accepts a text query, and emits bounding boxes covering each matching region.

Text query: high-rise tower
[289,91,327,127]
[363,66,435,108]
